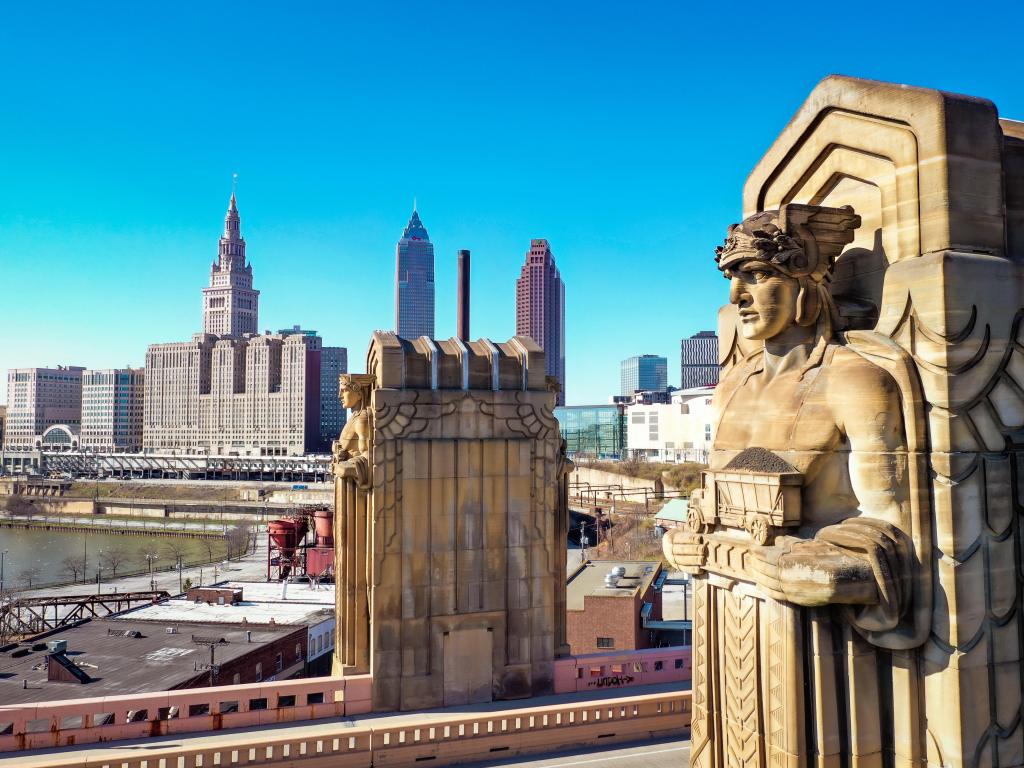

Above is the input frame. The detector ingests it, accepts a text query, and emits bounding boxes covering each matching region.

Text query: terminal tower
[202,193,259,336]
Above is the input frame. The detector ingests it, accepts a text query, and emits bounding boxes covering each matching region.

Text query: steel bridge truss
[38,451,332,482]
[0,591,170,640]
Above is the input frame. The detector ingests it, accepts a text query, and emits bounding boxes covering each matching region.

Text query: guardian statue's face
[728,261,800,341]
[340,385,362,410]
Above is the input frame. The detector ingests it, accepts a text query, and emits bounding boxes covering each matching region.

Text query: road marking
[530,745,689,767]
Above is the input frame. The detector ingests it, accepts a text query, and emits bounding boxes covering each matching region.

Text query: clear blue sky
[1,3,1021,405]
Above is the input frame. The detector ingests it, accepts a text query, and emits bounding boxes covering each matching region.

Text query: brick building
[565,559,665,655]
[0,582,335,704]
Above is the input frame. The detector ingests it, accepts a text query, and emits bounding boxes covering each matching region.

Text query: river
[0,527,227,591]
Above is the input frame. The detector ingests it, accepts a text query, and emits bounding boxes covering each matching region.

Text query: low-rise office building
[626,386,715,463]
[80,368,145,452]
[566,559,665,655]
[3,366,84,452]
[554,404,627,459]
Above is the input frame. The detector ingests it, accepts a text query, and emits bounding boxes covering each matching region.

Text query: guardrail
[0,647,692,754]
[6,689,691,768]
[0,674,372,752]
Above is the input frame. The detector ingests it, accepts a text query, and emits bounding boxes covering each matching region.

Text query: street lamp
[145,553,159,592]
[1,550,8,594]
[96,550,103,594]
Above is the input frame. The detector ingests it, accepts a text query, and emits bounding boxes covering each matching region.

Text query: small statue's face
[340,388,361,410]
[728,262,800,341]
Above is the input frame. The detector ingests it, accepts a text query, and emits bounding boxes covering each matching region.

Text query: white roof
[118,595,332,627]
[219,580,335,605]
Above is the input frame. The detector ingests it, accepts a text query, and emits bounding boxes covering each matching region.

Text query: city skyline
[2,5,1021,406]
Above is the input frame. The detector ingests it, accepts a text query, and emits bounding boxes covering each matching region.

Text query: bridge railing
[0,674,372,753]
[0,647,692,754]
[8,689,691,768]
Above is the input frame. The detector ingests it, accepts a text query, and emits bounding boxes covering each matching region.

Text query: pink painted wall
[553,647,691,693]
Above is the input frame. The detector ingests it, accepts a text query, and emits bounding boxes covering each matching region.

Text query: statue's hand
[333,459,359,480]
[758,539,876,606]
[662,527,707,573]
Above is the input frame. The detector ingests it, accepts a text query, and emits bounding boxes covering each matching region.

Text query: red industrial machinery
[266,505,334,582]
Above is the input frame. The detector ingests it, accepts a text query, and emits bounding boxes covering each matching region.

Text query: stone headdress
[716,203,861,375]
[338,373,375,411]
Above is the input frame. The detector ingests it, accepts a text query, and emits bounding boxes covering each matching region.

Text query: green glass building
[554,404,627,459]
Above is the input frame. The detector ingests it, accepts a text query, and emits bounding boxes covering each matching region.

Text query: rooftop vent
[107,629,142,638]
[166,626,179,634]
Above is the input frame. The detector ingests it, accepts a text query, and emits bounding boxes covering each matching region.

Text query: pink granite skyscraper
[515,238,565,405]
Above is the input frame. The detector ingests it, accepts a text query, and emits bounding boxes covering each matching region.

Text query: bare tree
[225,524,253,559]
[199,536,216,563]
[62,556,87,583]
[18,566,42,588]
[99,547,129,578]
[163,539,189,569]
[3,495,37,517]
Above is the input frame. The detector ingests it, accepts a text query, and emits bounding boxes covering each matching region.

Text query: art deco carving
[334,333,571,712]
[665,76,1024,768]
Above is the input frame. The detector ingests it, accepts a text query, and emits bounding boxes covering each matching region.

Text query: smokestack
[457,249,471,341]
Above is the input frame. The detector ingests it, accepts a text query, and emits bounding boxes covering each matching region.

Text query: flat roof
[118,596,332,628]
[219,581,335,606]
[566,559,661,611]
[654,498,689,523]
[0,618,299,704]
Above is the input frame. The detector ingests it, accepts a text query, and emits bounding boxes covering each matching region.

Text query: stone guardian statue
[664,204,932,768]
[332,372,375,675]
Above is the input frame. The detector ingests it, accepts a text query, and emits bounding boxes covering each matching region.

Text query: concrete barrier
[0,647,691,754]
[0,675,372,752]
[2,689,691,768]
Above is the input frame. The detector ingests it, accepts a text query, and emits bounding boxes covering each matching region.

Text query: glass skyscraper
[554,404,626,459]
[395,208,435,339]
[620,355,668,396]
[680,331,719,388]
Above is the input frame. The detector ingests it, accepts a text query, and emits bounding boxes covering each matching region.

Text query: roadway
[13,535,271,600]
[0,683,689,768]
[460,737,689,767]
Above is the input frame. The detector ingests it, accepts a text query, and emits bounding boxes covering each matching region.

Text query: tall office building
[3,367,85,451]
[394,208,435,338]
[680,330,719,388]
[620,355,668,396]
[202,193,259,337]
[515,239,566,405]
[81,368,145,452]
[143,197,324,457]
[319,346,348,452]
[144,332,322,456]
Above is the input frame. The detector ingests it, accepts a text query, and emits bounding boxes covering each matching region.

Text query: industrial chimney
[457,249,471,341]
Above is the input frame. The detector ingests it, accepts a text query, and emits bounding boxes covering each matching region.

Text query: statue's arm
[774,362,912,615]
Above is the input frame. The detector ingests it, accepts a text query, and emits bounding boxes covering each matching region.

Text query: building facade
[620,355,668,396]
[626,386,715,463]
[679,330,719,389]
[144,332,322,456]
[554,404,626,458]
[3,367,84,452]
[79,368,145,453]
[394,209,435,338]
[319,346,348,451]
[202,194,260,337]
[515,238,566,405]
[566,560,665,655]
